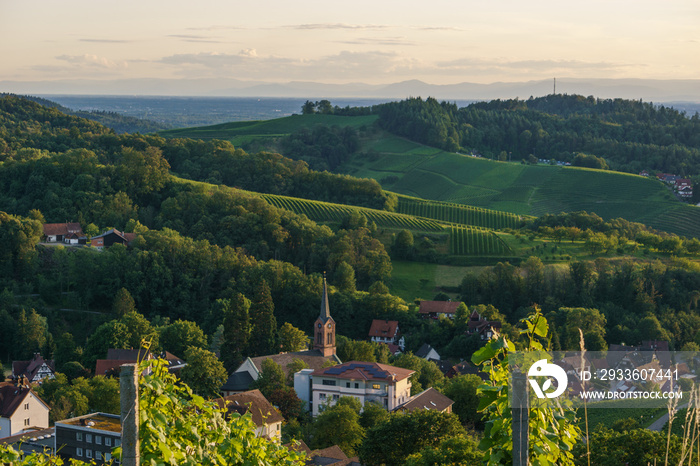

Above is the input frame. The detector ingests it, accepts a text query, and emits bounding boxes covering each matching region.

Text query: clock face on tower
[327,323,332,328]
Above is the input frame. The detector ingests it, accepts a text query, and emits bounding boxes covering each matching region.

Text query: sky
[1,0,699,91]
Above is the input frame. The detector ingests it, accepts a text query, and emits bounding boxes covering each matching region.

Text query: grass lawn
[389,261,490,302]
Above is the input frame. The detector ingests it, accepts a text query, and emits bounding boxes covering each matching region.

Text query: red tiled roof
[368,319,399,338]
[311,361,414,382]
[418,301,462,315]
[42,223,83,237]
[213,389,284,427]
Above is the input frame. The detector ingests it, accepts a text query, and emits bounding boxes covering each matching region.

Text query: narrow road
[647,402,689,431]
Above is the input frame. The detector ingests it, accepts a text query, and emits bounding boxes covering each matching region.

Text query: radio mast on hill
[553,77,556,95]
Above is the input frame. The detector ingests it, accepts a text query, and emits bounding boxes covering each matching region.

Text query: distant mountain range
[3,77,700,103]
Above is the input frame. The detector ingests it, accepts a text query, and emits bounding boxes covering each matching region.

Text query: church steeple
[319,272,331,322]
[314,273,336,356]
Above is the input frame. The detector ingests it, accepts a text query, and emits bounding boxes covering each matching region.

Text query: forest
[373,95,700,178]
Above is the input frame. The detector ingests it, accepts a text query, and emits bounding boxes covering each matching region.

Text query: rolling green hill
[160,113,700,238]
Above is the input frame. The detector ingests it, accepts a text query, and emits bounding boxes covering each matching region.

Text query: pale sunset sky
[1,0,699,90]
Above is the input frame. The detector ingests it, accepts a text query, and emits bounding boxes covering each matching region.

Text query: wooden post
[512,372,529,466]
[120,364,140,466]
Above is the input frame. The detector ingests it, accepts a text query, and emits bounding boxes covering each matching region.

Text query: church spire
[319,272,331,322]
[314,272,336,356]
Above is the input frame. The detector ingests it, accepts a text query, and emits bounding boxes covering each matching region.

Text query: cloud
[56,54,128,69]
[157,49,416,81]
[186,25,245,31]
[79,38,133,44]
[337,37,415,46]
[167,34,226,43]
[292,23,389,30]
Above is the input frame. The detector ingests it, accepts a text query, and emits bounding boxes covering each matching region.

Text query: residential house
[418,300,462,319]
[95,348,186,377]
[445,360,488,381]
[42,223,85,244]
[675,179,693,199]
[368,319,405,351]
[222,276,341,395]
[639,170,650,177]
[12,353,56,383]
[658,173,681,184]
[90,229,137,249]
[298,361,414,416]
[415,343,440,362]
[0,426,55,456]
[54,413,121,465]
[466,309,501,340]
[393,387,454,414]
[0,381,50,439]
[286,441,361,466]
[213,389,284,442]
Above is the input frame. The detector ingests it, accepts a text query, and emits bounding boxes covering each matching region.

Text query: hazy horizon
[2,0,699,97]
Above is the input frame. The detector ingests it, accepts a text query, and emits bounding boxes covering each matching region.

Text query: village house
[90,229,137,249]
[418,300,462,320]
[466,309,502,340]
[222,276,341,395]
[54,413,121,465]
[415,343,441,362]
[94,348,186,377]
[675,179,693,199]
[12,353,56,383]
[393,387,454,414]
[297,361,414,416]
[0,426,55,456]
[368,319,405,352]
[213,389,284,442]
[0,380,50,439]
[42,223,86,244]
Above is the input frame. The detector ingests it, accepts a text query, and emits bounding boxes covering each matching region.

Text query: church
[220,275,342,395]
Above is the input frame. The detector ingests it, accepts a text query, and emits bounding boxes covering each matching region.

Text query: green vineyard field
[448,226,512,255]
[397,195,526,230]
[259,194,445,232]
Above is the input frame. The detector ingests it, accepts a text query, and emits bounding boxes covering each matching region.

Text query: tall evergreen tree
[220,294,252,372]
[249,280,278,357]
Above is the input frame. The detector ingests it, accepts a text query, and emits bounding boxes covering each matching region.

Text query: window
[105,437,111,447]
[354,383,359,389]
[346,382,350,388]
[24,418,30,426]
[322,379,336,386]
[372,384,381,390]
[95,435,102,445]
[24,403,29,410]
[76,448,83,457]
[115,439,121,447]
[86,449,93,459]
[332,394,339,401]
[105,453,112,461]
[76,432,83,441]
[319,393,326,400]
[86,434,92,443]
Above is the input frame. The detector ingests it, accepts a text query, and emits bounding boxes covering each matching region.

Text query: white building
[296,361,415,416]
